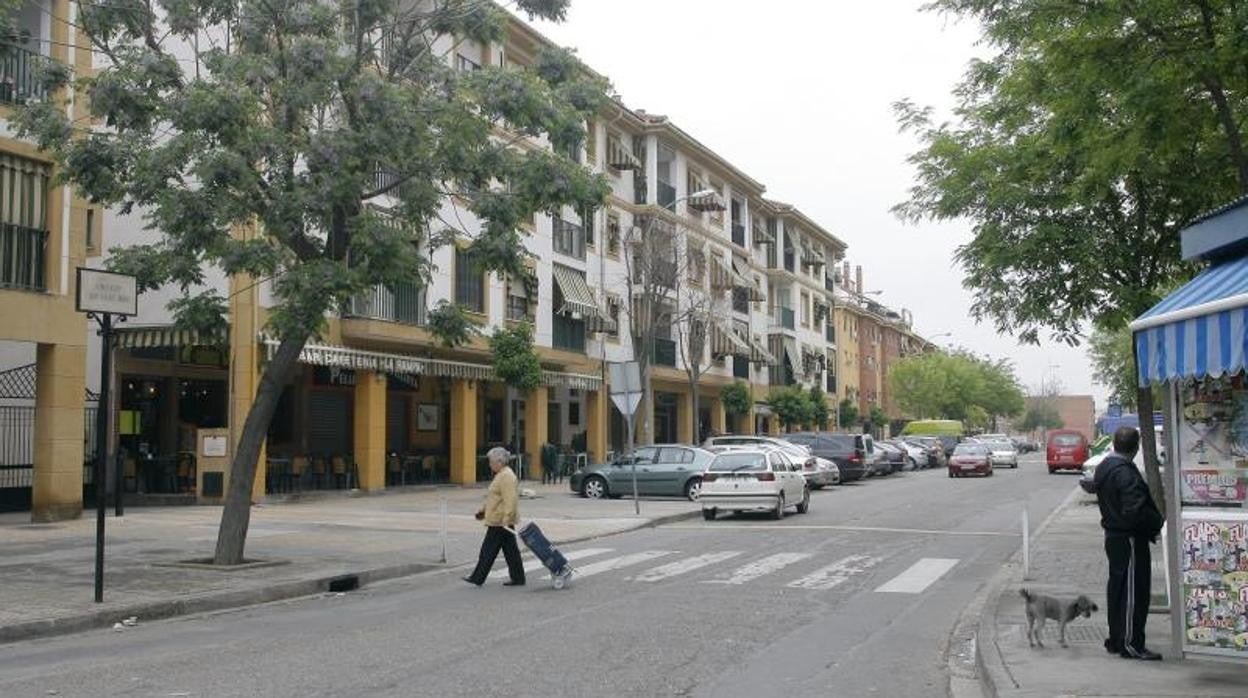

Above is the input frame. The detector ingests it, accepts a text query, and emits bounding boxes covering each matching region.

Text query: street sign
[75,268,138,316]
[608,361,643,417]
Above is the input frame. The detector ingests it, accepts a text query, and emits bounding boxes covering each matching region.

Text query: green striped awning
[115,325,229,348]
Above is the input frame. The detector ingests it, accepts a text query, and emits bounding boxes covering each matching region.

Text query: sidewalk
[0,483,698,644]
[974,488,1244,697]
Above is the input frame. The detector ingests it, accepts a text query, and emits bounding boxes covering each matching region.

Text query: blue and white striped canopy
[1130,256,1248,386]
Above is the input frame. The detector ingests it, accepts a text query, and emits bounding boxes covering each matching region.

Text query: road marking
[488,547,613,580]
[787,555,881,590]
[703,552,813,586]
[631,551,743,583]
[572,551,677,579]
[667,524,1017,537]
[875,557,959,594]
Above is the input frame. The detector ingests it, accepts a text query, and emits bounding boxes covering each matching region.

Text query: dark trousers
[1105,533,1151,654]
[467,526,525,584]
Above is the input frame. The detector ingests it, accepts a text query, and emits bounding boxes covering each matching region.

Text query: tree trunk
[690,371,701,445]
[1131,338,1166,515]
[213,334,308,565]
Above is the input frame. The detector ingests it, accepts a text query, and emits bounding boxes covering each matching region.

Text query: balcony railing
[653,337,677,367]
[553,313,586,353]
[0,44,47,106]
[778,307,795,330]
[346,282,426,325]
[552,217,586,260]
[657,181,676,209]
[0,223,47,292]
[733,355,750,379]
[731,223,746,247]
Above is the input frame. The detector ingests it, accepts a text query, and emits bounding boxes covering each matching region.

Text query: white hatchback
[699,449,809,520]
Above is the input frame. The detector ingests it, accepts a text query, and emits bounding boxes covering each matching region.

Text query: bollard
[1022,509,1030,580]
[439,495,448,564]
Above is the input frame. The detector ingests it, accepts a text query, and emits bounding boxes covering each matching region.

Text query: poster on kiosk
[1131,196,1248,662]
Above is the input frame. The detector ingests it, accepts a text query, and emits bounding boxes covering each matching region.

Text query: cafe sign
[76,268,138,316]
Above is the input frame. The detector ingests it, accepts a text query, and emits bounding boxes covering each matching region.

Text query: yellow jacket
[482,465,518,527]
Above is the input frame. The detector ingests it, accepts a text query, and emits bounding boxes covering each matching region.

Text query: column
[586,388,608,464]
[737,413,752,435]
[710,398,726,436]
[228,268,266,499]
[449,378,478,484]
[31,342,86,522]
[353,370,386,491]
[767,417,781,436]
[524,388,548,481]
[676,390,692,445]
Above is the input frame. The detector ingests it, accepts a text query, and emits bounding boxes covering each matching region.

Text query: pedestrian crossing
[483,546,960,593]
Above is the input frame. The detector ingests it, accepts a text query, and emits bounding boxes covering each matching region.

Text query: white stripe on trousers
[1123,538,1140,657]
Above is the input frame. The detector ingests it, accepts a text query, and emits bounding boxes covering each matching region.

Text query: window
[568,402,580,426]
[656,143,676,207]
[605,294,621,340]
[455,54,481,72]
[85,208,95,250]
[606,212,621,256]
[583,208,595,247]
[659,447,694,464]
[506,273,532,322]
[552,214,585,259]
[800,292,811,327]
[454,247,485,314]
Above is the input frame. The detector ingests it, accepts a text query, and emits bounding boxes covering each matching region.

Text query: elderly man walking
[463,447,526,587]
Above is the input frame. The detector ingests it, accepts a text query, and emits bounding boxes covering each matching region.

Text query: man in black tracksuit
[1093,426,1165,661]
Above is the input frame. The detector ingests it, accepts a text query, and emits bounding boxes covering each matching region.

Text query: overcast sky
[526,0,1106,407]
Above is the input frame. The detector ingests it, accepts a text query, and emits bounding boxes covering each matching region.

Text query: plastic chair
[290,456,308,492]
[387,453,402,486]
[310,455,329,489]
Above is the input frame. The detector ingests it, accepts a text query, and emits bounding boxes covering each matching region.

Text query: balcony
[827,374,837,394]
[657,181,676,209]
[731,223,746,247]
[553,314,586,353]
[347,282,426,325]
[826,323,836,344]
[652,259,678,289]
[733,355,750,379]
[783,250,795,273]
[778,307,795,330]
[653,337,677,367]
[0,43,47,106]
[731,287,750,314]
[0,223,47,292]
[825,273,837,293]
[552,217,586,260]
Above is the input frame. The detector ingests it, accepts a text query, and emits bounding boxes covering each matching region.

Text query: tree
[22,0,609,564]
[867,405,889,434]
[1020,403,1064,433]
[674,246,727,444]
[808,386,830,431]
[838,399,859,430]
[894,1,1248,509]
[887,350,1024,428]
[490,322,543,475]
[721,382,752,434]
[1088,324,1166,413]
[769,386,812,433]
[888,352,951,418]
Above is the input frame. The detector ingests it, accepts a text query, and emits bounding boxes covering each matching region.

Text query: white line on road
[703,553,813,586]
[488,547,613,580]
[667,524,1017,537]
[874,558,959,594]
[571,550,677,579]
[787,555,881,591]
[631,551,744,583]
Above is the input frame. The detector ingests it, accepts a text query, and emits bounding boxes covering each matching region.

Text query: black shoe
[1119,647,1162,661]
[462,576,482,586]
[502,580,525,587]
[1104,639,1122,654]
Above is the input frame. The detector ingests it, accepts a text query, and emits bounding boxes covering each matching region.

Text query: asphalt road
[0,453,1076,698]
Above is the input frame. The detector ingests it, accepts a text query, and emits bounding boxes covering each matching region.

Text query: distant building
[1024,395,1096,442]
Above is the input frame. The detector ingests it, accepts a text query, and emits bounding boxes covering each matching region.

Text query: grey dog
[1020,588,1099,648]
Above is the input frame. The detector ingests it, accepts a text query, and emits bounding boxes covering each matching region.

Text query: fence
[0,405,98,512]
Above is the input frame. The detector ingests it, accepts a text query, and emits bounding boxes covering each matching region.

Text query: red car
[1046,430,1089,474]
[947,443,993,478]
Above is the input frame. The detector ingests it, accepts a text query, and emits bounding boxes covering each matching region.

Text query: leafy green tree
[867,405,889,431]
[490,323,542,394]
[769,386,812,432]
[428,301,483,349]
[721,382,752,433]
[808,386,830,431]
[1088,324,1167,414]
[894,0,1248,507]
[838,399,859,430]
[888,352,950,418]
[964,405,990,433]
[21,0,608,563]
[1020,403,1064,433]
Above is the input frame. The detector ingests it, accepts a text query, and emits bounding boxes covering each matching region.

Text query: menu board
[1177,375,1248,509]
[1181,515,1248,654]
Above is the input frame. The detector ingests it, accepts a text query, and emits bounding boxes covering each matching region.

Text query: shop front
[1131,199,1248,662]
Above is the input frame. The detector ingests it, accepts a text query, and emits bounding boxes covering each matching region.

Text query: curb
[0,509,700,647]
[946,485,1083,698]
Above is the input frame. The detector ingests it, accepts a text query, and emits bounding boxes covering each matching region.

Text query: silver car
[982,437,1019,468]
[704,437,836,488]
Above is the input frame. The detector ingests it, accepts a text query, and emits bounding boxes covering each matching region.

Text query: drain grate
[1004,622,1109,645]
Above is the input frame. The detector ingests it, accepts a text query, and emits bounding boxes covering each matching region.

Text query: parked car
[875,442,906,475]
[905,436,947,468]
[900,419,965,456]
[570,444,715,500]
[700,448,809,520]
[1046,430,1090,474]
[980,436,1019,469]
[889,439,928,470]
[1078,430,1166,493]
[780,432,874,482]
[703,435,828,488]
[948,442,993,478]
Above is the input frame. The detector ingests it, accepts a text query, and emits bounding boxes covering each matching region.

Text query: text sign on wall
[75,268,138,316]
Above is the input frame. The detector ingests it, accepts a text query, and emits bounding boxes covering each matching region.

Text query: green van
[899,420,965,457]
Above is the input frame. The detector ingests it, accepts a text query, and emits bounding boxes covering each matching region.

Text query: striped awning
[606,136,640,170]
[552,264,598,318]
[115,325,229,348]
[709,256,733,291]
[800,242,824,267]
[730,257,763,301]
[750,334,776,364]
[1130,256,1248,386]
[262,338,602,390]
[711,321,751,358]
[688,189,726,213]
[0,153,51,229]
[752,220,774,245]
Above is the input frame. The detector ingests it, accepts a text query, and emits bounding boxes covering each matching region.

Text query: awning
[687,189,726,213]
[1130,256,1248,386]
[709,256,733,291]
[606,136,640,170]
[753,402,773,417]
[262,338,603,390]
[115,325,229,348]
[781,337,799,369]
[752,220,774,245]
[552,265,598,318]
[749,334,776,364]
[711,321,751,358]
[730,256,764,301]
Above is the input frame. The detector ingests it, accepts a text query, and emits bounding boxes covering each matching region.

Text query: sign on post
[609,362,644,514]
[76,268,138,316]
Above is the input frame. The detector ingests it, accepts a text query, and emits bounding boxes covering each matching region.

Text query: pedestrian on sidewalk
[1094,426,1165,661]
[463,447,526,587]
